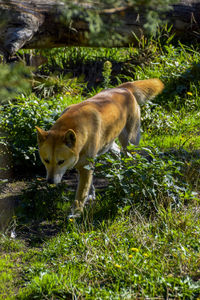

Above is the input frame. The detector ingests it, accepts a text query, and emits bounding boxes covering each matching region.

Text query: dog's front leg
[73,166,93,214]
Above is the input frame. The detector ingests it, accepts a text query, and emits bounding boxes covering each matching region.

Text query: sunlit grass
[141,111,200,150]
[17,205,200,299]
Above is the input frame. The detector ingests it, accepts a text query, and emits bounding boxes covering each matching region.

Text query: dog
[36,78,164,215]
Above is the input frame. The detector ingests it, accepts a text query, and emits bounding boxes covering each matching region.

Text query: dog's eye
[58,160,65,165]
[44,159,50,164]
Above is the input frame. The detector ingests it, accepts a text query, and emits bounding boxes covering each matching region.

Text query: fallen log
[0,0,200,60]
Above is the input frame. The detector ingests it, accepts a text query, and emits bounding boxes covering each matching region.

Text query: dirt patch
[0,181,27,231]
[0,171,108,234]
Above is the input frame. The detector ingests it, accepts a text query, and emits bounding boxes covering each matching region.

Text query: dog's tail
[118,78,164,105]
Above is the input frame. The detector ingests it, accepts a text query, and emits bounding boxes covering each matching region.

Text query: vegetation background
[0,1,200,298]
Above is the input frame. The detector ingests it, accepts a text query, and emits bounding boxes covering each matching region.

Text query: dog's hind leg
[89,183,96,200]
[85,182,96,207]
[109,141,121,158]
[130,123,140,145]
[118,118,140,152]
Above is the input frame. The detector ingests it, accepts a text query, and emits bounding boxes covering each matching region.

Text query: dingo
[36,78,164,215]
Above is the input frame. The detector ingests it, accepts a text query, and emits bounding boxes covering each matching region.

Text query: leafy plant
[61,0,179,46]
[102,60,112,88]
[95,146,196,216]
[32,74,84,98]
[0,63,31,104]
[0,94,75,171]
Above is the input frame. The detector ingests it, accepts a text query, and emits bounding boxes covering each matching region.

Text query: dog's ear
[64,129,76,148]
[35,126,48,144]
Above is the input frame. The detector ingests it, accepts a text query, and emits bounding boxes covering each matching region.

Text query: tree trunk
[0,0,200,60]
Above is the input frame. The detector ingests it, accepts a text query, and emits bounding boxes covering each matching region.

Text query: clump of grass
[0,233,25,252]
[32,74,85,98]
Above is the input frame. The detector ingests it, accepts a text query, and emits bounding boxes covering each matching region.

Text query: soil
[0,169,108,237]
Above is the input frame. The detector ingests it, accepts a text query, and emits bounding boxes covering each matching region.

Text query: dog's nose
[47,178,54,184]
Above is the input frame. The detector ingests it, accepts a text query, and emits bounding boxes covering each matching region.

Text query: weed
[102,60,112,88]
[94,146,196,219]
[32,74,84,98]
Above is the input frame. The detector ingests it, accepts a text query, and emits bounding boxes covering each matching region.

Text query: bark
[0,0,200,60]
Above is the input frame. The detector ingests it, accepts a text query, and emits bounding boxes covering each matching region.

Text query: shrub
[0,63,31,104]
[96,146,196,217]
[0,94,77,171]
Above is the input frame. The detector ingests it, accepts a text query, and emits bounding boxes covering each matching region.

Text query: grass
[14,205,200,299]
[0,236,25,299]
[0,31,200,299]
[0,253,18,298]
[141,110,200,150]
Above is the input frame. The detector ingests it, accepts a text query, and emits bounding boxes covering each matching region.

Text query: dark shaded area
[160,62,200,109]
[37,48,153,90]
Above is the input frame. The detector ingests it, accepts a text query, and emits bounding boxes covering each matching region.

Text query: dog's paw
[69,200,84,218]
[85,184,96,204]
[68,208,82,219]
[68,212,81,219]
[85,194,95,204]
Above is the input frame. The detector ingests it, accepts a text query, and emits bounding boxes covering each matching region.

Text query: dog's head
[36,127,78,184]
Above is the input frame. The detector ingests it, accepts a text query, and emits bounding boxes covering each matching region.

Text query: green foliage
[38,46,138,90]
[134,40,200,111]
[0,63,31,104]
[95,146,196,218]
[0,94,76,170]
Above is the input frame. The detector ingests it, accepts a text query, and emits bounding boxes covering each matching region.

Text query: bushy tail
[118,78,164,105]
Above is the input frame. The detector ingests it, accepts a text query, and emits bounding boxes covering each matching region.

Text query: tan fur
[36,78,164,215]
